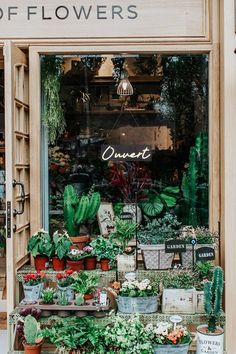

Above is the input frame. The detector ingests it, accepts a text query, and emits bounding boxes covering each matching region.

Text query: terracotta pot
[52,257,66,271]
[67,259,84,271]
[84,293,93,301]
[23,341,42,354]
[70,234,90,250]
[84,256,97,270]
[34,256,49,271]
[100,259,110,271]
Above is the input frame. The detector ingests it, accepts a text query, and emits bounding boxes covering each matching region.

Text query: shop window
[41,54,208,236]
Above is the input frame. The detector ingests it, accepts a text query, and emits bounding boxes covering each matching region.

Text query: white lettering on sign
[101,145,152,161]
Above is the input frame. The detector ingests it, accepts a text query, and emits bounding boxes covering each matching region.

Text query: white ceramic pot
[196,325,224,354]
[23,283,43,301]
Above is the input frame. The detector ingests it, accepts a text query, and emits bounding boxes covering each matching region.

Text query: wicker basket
[139,244,174,269]
[117,295,158,314]
[153,343,190,354]
[181,244,214,268]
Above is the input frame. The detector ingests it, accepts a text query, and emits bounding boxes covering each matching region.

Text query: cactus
[204,266,223,332]
[24,315,39,344]
[63,184,101,236]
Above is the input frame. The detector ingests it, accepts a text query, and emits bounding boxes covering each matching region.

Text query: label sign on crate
[165,239,186,253]
[120,212,133,221]
[196,247,215,261]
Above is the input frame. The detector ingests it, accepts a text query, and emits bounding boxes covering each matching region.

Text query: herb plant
[41,288,56,304]
[27,229,53,258]
[52,231,72,260]
[57,291,69,306]
[162,270,195,289]
[90,236,121,264]
[138,212,181,245]
[111,217,137,251]
[70,272,99,295]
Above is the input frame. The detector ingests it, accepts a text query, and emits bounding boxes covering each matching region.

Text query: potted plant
[71,272,99,302]
[116,278,159,314]
[162,270,196,314]
[194,261,214,313]
[22,315,43,354]
[90,235,121,271]
[104,314,153,353]
[111,217,137,272]
[196,266,224,354]
[63,184,101,249]
[27,230,53,270]
[52,230,72,271]
[56,269,75,301]
[67,248,85,271]
[180,227,217,268]
[40,287,56,305]
[23,273,45,302]
[83,245,97,270]
[146,321,191,354]
[138,212,181,269]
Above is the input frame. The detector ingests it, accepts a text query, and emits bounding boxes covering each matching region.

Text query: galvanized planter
[57,285,74,301]
[153,343,190,354]
[162,288,195,314]
[117,295,158,314]
[23,283,43,301]
[139,244,174,270]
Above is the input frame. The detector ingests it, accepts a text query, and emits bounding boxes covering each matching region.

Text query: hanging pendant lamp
[117,70,133,96]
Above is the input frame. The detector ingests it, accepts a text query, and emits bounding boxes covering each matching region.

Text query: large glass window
[42,54,208,235]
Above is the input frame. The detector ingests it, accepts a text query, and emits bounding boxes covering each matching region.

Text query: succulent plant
[24,315,40,345]
[63,184,101,236]
[204,266,223,332]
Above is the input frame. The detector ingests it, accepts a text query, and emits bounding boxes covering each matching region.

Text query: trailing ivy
[41,56,65,144]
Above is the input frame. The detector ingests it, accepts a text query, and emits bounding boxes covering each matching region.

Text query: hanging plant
[41,56,66,144]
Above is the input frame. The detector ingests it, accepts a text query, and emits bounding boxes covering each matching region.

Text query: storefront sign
[165,240,186,253]
[101,145,152,161]
[196,247,215,261]
[0,0,207,39]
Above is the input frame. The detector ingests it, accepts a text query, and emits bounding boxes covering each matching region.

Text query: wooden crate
[162,289,196,314]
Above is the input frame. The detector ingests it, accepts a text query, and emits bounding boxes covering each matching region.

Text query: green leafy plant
[53,231,72,259]
[119,278,158,297]
[90,236,121,265]
[204,266,224,332]
[138,212,181,245]
[162,270,195,289]
[41,56,65,144]
[41,288,56,304]
[63,184,101,236]
[194,261,214,290]
[104,314,153,354]
[71,272,99,295]
[27,230,53,258]
[140,184,180,217]
[67,248,85,261]
[111,217,137,252]
[24,315,42,345]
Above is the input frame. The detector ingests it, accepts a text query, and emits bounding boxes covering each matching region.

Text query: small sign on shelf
[165,239,186,253]
[196,246,215,261]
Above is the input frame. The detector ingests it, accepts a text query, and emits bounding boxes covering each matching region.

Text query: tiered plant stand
[9,265,225,354]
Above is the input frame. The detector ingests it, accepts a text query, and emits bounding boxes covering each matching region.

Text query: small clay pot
[52,257,66,271]
[70,234,90,250]
[100,259,110,271]
[67,259,84,271]
[23,341,42,354]
[84,256,97,270]
[34,256,49,271]
[84,293,93,301]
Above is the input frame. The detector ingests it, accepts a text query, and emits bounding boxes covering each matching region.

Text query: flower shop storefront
[1,0,236,353]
